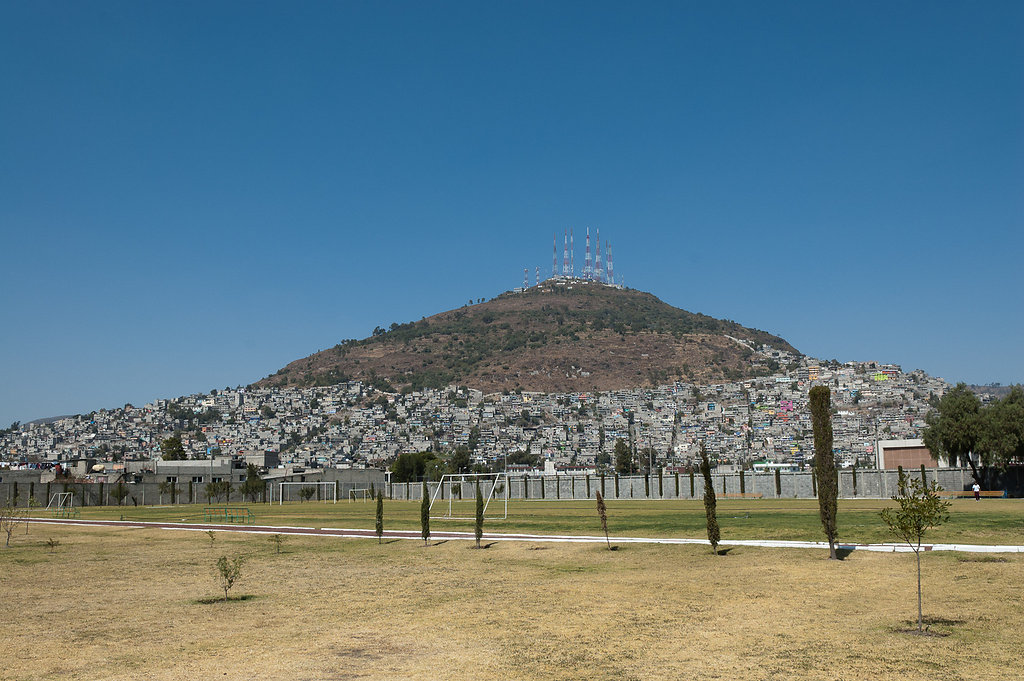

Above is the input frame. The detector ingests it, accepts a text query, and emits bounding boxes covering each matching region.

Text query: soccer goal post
[47,492,74,510]
[429,473,509,520]
[275,481,338,505]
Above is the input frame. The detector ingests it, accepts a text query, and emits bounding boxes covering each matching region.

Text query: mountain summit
[257,281,799,393]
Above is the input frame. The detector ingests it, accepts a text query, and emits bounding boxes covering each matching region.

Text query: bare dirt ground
[2,524,1021,680]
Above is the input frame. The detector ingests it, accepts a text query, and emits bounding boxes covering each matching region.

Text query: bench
[946,490,1005,499]
[51,508,80,519]
[719,493,764,499]
[203,507,256,524]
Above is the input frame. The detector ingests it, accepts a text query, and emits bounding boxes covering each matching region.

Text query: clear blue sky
[2,1,1022,425]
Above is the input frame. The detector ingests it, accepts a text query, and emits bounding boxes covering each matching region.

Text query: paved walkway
[25,517,1024,553]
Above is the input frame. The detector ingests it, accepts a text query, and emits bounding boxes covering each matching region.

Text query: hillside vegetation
[257,282,799,393]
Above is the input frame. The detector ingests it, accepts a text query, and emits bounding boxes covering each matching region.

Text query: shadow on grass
[836,548,855,560]
[892,616,963,637]
[716,547,734,556]
[193,594,258,605]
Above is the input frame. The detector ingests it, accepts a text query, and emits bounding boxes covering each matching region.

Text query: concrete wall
[0,469,386,508]
[385,468,980,502]
[0,467,986,508]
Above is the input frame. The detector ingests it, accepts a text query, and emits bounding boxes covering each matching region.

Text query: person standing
[972,481,981,501]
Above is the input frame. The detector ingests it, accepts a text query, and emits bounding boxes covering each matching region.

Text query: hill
[256,281,800,393]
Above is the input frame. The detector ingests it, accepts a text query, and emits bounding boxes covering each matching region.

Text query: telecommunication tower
[607,243,614,284]
[562,230,569,276]
[584,227,592,280]
[552,234,557,278]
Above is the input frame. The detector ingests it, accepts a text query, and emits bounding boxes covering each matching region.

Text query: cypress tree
[585,475,591,498]
[689,469,695,497]
[739,469,746,494]
[658,468,664,498]
[555,475,559,499]
[675,472,680,497]
[420,481,430,546]
[375,494,384,544]
[699,443,720,555]
[595,490,611,550]
[540,477,545,499]
[920,464,927,486]
[474,479,484,549]
[614,473,620,498]
[644,472,650,497]
[523,475,529,499]
[809,385,839,560]
[775,468,782,497]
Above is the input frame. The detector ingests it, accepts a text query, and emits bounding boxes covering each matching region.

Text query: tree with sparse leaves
[699,443,720,555]
[880,470,951,633]
[215,555,244,602]
[2,501,27,548]
[809,385,839,560]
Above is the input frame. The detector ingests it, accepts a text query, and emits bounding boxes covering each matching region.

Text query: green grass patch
[58,497,1024,545]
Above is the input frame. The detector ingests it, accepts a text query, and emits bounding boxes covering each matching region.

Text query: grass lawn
[2,522,1022,681]
[67,497,1024,545]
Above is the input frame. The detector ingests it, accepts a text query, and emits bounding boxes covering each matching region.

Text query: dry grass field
[2,518,1022,681]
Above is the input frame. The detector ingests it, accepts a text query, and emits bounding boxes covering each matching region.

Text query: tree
[157,481,179,504]
[880,470,951,633]
[376,494,384,544]
[974,386,1024,482]
[809,385,839,560]
[240,464,266,502]
[449,445,472,474]
[391,451,438,483]
[160,436,186,461]
[1,501,27,548]
[420,481,430,546]
[613,438,632,476]
[698,443,720,555]
[298,486,316,503]
[215,555,245,602]
[595,490,611,550]
[205,480,232,504]
[922,383,979,469]
[474,478,484,549]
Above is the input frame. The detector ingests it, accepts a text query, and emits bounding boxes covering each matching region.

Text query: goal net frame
[47,492,74,511]
[347,488,372,502]
[274,481,338,505]
[429,473,509,521]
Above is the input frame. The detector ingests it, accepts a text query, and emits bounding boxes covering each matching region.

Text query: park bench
[51,508,80,519]
[720,493,763,499]
[946,490,1005,499]
[203,507,256,524]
